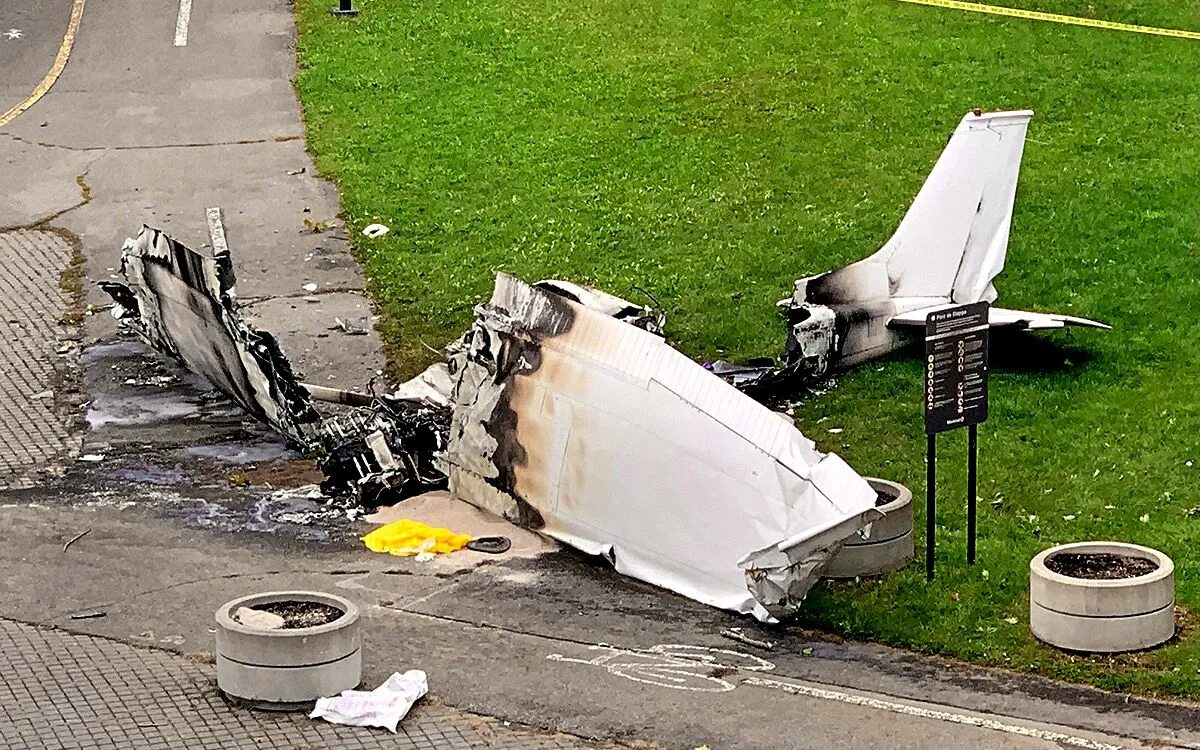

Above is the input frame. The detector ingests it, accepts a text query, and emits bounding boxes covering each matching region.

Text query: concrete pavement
[4,499,1200,749]
[3,0,1200,748]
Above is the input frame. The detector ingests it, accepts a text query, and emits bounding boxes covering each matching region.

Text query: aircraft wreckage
[101,109,1107,622]
[711,109,1109,398]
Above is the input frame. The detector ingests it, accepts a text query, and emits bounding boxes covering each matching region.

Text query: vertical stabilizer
[868,110,1032,303]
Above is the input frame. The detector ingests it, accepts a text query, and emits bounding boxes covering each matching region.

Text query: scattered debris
[719,628,774,650]
[362,519,471,558]
[310,670,428,733]
[286,167,307,176]
[444,274,880,621]
[234,606,286,630]
[268,484,366,524]
[388,362,453,407]
[78,454,105,462]
[302,282,319,292]
[466,536,512,554]
[330,317,370,336]
[30,389,53,400]
[69,611,106,620]
[62,528,92,552]
[712,110,1109,402]
[361,223,390,238]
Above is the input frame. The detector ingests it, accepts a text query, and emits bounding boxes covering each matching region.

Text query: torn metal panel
[388,362,454,408]
[446,273,880,622]
[534,280,664,335]
[100,226,322,446]
[101,225,450,508]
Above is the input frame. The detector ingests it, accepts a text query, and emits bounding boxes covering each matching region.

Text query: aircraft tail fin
[868,110,1033,303]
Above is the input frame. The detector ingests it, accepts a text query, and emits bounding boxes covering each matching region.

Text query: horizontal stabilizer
[889,305,1111,331]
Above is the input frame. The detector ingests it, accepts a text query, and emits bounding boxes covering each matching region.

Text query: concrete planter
[215,591,361,708]
[1030,542,1174,653]
[824,478,914,578]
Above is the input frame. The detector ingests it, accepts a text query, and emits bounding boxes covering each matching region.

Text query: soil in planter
[252,600,344,629]
[874,486,900,507]
[1046,552,1159,580]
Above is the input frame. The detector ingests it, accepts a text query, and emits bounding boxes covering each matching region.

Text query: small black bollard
[331,0,359,17]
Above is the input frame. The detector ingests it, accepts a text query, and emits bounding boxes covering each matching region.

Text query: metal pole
[967,423,978,565]
[926,434,936,581]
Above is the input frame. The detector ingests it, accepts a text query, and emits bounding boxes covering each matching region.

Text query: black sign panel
[924,302,989,434]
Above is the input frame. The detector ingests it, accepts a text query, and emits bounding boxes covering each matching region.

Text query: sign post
[923,301,990,580]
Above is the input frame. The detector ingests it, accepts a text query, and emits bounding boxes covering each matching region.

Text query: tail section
[868,110,1033,303]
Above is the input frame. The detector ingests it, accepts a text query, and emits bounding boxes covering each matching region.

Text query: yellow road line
[0,0,88,130]
[895,0,1200,41]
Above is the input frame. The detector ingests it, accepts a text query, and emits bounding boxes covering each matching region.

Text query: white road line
[742,676,1131,750]
[174,0,192,46]
[205,207,228,255]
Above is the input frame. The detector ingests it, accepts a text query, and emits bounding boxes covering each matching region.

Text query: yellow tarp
[362,519,472,557]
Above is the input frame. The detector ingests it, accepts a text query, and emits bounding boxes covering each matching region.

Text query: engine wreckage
[101,109,1106,622]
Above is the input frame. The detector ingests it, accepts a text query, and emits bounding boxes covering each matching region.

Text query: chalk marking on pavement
[174,0,192,46]
[896,0,1200,40]
[0,0,87,129]
[743,676,1131,750]
[547,644,775,693]
[205,207,228,255]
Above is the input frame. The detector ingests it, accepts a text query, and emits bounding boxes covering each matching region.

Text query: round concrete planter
[1030,542,1174,653]
[215,591,361,708]
[824,478,914,578]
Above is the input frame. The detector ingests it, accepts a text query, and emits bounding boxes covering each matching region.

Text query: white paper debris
[362,223,390,238]
[310,670,428,733]
[233,606,285,630]
[302,283,319,293]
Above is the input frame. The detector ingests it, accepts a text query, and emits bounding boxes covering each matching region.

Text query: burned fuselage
[445,274,880,622]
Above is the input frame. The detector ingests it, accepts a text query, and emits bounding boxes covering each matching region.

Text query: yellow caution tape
[895,0,1200,41]
[0,0,88,129]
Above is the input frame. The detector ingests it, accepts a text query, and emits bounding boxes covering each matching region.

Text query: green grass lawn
[295,0,1200,696]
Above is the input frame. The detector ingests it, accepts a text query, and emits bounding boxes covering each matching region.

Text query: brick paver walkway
[0,619,610,749]
[0,229,79,489]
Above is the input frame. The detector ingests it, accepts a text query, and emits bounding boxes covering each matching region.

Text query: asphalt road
[0,0,75,120]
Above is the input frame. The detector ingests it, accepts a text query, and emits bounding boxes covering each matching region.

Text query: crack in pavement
[0,131,302,152]
[42,568,293,623]
[42,564,444,626]
[2,155,106,231]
